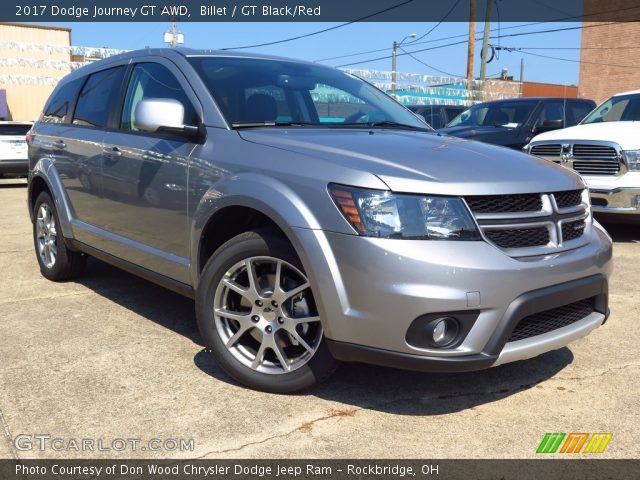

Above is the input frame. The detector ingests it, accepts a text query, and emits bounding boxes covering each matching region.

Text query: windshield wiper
[232,121,318,128]
[337,121,431,131]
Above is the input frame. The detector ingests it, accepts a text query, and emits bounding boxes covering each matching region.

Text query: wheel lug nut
[277,317,284,324]
[255,300,263,307]
[271,300,278,307]
[251,315,259,323]
[265,326,273,333]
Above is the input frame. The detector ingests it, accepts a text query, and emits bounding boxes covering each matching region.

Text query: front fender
[190,173,351,337]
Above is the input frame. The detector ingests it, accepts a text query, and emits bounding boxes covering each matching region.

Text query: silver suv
[27,49,612,393]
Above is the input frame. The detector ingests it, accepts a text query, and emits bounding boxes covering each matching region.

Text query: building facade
[579,1,640,104]
[0,23,72,121]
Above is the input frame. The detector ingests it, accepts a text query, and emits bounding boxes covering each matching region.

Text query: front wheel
[196,230,338,393]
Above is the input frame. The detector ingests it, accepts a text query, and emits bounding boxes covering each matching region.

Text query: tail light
[25,130,33,145]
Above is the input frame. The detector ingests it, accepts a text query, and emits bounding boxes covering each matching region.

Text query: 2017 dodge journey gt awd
[27,48,612,393]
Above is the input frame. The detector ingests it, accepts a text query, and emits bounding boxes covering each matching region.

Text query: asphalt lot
[0,176,638,459]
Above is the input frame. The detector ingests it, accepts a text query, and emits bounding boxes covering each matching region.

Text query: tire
[33,191,86,281]
[196,229,338,393]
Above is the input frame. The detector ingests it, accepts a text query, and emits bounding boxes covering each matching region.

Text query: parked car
[407,104,466,129]
[0,121,32,177]
[526,89,640,219]
[439,97,596,150]
[28,48,612,393]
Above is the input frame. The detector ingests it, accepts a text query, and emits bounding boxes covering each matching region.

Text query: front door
[99,60,201,283]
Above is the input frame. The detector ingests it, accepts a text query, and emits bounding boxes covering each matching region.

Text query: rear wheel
[33,192,86,281]
[196,229,338,393]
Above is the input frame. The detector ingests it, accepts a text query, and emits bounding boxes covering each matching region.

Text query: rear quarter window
[42,78,83,123]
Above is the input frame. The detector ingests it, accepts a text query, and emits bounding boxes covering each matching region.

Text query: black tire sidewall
[196,230,337,393]
[32,191,82,280]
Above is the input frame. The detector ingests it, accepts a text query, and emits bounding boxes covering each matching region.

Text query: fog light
[429,317,459,347]
[432,320,447,344]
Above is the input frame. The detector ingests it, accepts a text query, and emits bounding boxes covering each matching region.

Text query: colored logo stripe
[537,433,566,453]
[537,433,613,454]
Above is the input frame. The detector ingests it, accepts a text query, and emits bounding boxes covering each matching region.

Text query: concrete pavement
[1,177,638,459]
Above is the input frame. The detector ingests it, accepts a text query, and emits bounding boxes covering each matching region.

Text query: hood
[438,125,512,138]
[531,121,640,150]
[238,128,583,195]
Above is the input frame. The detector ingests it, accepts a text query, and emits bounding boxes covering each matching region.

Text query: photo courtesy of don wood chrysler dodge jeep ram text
[26,49,612,393]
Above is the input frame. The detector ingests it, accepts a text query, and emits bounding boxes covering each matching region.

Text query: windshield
[447,101,537,128]
[188,56,429,129]
[581,93,640,124]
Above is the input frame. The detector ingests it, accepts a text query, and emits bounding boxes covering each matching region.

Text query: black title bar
[3,0,640,22]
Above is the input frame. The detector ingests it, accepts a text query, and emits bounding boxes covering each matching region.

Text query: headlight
[624,150,640,171]
[328,184,481,240]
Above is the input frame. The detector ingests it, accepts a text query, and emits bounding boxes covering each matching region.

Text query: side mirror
[134,98,199,137]
[533,119,563,133]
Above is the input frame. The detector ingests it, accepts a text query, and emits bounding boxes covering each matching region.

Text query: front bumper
[292,222,612,371]
[327,275,608,372]
[590,187,640,214]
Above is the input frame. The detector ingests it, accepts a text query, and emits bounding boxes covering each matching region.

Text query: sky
[49,21,582,85]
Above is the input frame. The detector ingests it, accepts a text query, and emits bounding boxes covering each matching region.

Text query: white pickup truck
[526,90,640,216]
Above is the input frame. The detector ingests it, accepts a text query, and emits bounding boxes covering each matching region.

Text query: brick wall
[579,1,640,104]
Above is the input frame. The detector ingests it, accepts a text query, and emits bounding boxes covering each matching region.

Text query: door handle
[102,147,122,158]
[53,140,66,150]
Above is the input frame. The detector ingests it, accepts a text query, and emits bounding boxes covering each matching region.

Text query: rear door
[98,59,201,282]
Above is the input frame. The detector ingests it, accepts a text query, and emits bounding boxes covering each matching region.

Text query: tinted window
[0,124,31,135]
[537,102,565,125]
[567,102,593,126]
[120,63,197,131]
[42,78,83,123]
[447,101,537,128]
[189,57,428,129]
[73,67,125,128]
[582,94,640,123]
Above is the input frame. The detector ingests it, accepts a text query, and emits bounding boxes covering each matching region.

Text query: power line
[412,0,462,43]
[335,21,618,68]
[495,45,640,51]
[316,3,640,64]
[507,49,640,70]
[219,0,414,50]
[398,46,463,77]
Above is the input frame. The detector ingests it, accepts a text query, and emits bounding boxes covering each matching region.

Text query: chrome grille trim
[464,190,590,257]
[528,140,625,176]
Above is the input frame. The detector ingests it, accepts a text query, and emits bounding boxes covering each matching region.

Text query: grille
[562,219,586,242]
[465,194,542,214]
[530,144,561,156]
[554,190,583,209]
[508,298,595,342]
[573,161,620,175]
[485,227,549,249]
[572,144,617,158]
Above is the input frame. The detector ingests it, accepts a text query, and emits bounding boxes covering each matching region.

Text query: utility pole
[170,21,177,47]
[466,0,476,99]
[391,40,398,97]
[479,0,493,98]
[519,58,524,95]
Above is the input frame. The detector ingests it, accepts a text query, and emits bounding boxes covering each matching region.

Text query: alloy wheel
[213,256,323,374]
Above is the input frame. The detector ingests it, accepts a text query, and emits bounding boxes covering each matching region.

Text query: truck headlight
[624,150,640,171]
[329,184,481,240]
